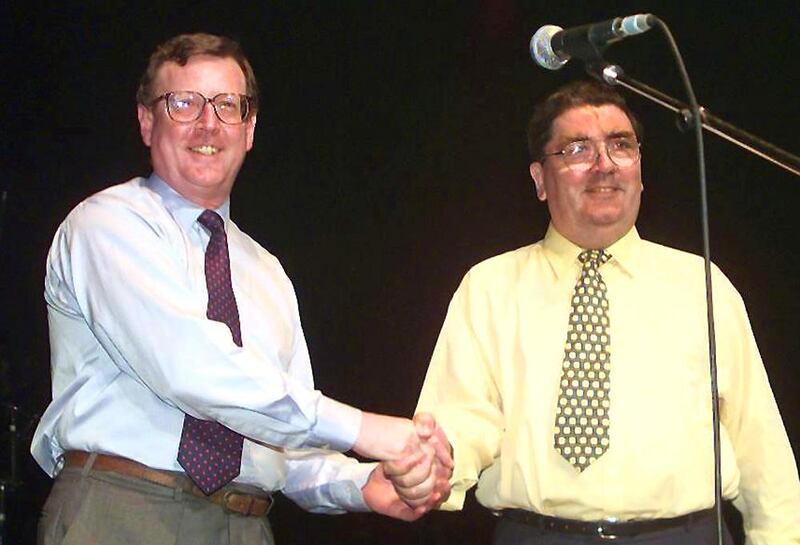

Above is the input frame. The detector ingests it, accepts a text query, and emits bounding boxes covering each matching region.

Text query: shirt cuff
[329,461,377,512]
[310,396,362,452]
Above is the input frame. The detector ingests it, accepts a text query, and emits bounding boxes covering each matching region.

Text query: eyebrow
[605,130,636,139]
[554,130,637,147]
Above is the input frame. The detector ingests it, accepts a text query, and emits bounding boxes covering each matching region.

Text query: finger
[391,463,433,490]
[401,491,434,508]
[432,457,454,480]
[433,475,452,505]
[415,476,451,511]
[413,415,454,469]
[383,449,426,477]
[395,477,435,503]
[413,505,430,517]
[403,479,445,510]
[427,433,454,468]
[394,468,437,503]
[386,453,434,489]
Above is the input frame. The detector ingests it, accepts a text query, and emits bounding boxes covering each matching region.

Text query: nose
[196,99,221,131]
[592,142,616,173]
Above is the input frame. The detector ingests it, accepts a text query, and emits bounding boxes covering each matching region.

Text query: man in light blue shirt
[32,33,450,545]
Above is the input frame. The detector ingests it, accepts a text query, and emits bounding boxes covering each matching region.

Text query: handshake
[353,412,454,521]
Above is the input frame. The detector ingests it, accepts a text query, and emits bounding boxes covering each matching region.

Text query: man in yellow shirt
[388,80,800,543]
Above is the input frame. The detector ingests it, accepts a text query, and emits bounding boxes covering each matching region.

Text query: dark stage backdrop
[2,1,798,543]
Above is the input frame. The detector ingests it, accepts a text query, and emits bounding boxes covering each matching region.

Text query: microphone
[530,14,655,70]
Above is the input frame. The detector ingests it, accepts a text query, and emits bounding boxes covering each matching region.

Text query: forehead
[549,104,634,146]
[153,55,247,95]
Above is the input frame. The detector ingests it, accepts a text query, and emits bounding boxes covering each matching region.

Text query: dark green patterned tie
[554,249,611,472]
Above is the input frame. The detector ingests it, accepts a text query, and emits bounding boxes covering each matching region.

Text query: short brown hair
[136,33,259,115]
[527,80,642,161]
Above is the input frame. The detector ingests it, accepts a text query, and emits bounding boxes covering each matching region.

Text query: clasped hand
[383,413,452,509]
[355,412,453,520]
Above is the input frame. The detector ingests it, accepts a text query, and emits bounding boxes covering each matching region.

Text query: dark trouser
[38,463,275,545]
[493,512,734,545]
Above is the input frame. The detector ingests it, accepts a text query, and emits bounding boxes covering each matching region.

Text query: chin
[185,170,228,187]
[586,211,624,226]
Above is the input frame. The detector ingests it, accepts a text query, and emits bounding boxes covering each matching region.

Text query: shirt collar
[542,224,641,279]
[145,174,231,231]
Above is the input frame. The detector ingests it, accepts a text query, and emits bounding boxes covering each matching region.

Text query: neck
[557,224,630,250]
[158,177,229,210]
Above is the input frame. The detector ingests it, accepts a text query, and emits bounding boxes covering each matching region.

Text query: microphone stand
[0,188,7,245]
[0,400,39,545]
[589,64,800,177]
[0,404,22,545]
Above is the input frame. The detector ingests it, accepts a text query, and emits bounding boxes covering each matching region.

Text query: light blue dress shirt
[31,175,373,512]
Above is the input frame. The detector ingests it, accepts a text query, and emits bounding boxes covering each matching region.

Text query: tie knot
[198,209,225,234]
[578,249,610,268]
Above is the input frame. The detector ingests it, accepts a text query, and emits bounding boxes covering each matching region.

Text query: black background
[2,1,798,543]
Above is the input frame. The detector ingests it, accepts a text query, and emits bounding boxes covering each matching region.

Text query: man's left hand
[362,464,429,521]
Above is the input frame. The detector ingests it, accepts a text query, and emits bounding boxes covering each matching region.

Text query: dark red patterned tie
[177,209,244,495]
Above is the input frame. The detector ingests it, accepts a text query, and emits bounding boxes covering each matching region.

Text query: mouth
[189,145,220,156]
[585,186,620,194]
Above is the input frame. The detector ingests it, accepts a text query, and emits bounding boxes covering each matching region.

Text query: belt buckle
[597,517,619,540]
[222,490,253,516]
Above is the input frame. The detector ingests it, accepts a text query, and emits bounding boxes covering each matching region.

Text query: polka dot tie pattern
[553,249,611,472]
[177,209,244,495]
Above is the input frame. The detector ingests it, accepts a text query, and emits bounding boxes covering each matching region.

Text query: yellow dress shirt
[417,225,800,544]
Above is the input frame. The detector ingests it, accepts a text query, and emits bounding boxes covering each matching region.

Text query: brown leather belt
[64,452,272,517]
[502,508,714,540]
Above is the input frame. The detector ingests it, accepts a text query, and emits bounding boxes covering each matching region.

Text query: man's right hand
[352,412,425,461]
[353,411,453,462]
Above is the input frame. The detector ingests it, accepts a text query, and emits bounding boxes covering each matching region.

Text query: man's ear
[137,104,153,147]
[530,162,547,201]
[245,114,257,151]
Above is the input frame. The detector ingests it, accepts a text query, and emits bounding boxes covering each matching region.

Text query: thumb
[413,412,436,439]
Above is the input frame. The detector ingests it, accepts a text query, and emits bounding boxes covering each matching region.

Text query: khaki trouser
[38,460,275,545]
